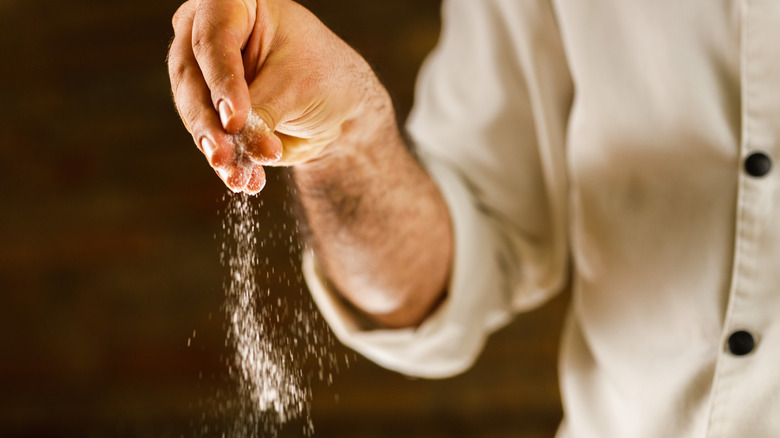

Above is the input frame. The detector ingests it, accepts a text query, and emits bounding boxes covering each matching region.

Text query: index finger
[191,0,257,133]
[169,1,233,169]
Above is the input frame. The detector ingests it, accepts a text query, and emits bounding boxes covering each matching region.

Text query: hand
[168,0,379,194]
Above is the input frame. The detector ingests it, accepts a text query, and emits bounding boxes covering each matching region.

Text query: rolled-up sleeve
[304,0,574,378]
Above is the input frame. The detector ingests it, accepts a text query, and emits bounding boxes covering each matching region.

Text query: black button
[744,152,772,177]
[727,330,755,356]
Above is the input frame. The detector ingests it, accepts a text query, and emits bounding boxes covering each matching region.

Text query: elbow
[337,275,448,329]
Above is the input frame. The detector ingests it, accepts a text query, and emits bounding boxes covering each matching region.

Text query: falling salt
[197,115,356,437]
[222,193,309,432]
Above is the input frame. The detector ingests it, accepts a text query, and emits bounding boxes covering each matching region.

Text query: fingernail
[269,146,283,162]
[218,100,233,129]
[215,167,239,192]
[216,167,229,181]
[200,137,217,161]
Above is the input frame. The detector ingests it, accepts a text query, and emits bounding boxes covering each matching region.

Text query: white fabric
[304,0,780,436]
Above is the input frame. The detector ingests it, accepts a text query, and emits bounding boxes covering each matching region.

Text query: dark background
[0,1,567,437]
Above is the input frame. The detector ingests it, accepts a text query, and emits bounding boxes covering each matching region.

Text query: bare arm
[294,81,453,328]
[167,0,452,327]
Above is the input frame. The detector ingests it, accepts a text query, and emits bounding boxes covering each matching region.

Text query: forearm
[293,82,453,329]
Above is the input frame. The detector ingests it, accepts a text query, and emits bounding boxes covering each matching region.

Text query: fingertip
[214,167,235,191]
[248,135,283,165]
[226,164,252,192]
[244,114,284,165]
[215,166,246,193]
[200,135,234,168]
[245,166,267,194]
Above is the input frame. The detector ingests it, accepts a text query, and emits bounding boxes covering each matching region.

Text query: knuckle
[171,1,192,31]
[167,54,186,81]
[167,56,188,97]
[191,24,243,63]
[191,28,217,58]
[253,107,279,130]
[181,104,203,133]
[171,9,181,30]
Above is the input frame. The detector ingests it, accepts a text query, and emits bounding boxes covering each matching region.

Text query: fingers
[226,164,253,193]
[169,1,234,170]
[170,1,262,194]
[218,163,265,196]
[191,0,257,132]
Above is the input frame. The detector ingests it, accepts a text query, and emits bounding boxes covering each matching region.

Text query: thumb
[228,109,283,166]
[246,56,348,166]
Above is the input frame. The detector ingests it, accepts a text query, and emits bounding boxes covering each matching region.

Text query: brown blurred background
[0,1,567,437]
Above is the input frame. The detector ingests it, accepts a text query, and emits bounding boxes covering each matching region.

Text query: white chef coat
[303,0,780,436]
